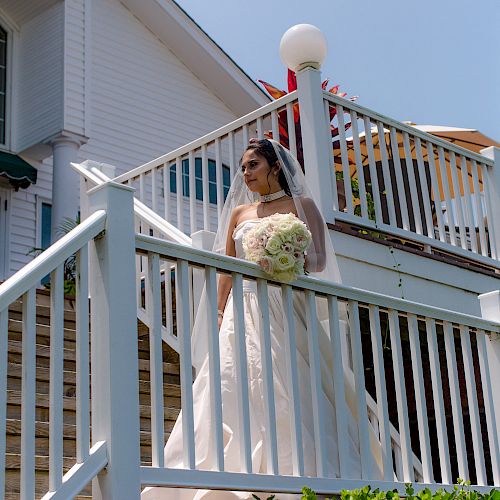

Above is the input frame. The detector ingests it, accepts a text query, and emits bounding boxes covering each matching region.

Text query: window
[41,202,52,249]
[0,25,6,145]
[169,158,230,204]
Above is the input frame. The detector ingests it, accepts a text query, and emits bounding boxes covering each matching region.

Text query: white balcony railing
[113,71,499,272]
[1,181,500,498]
[137,232,500,495]
[0,209,108,499]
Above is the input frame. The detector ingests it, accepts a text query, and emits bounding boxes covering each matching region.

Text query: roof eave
[120,0,270,117]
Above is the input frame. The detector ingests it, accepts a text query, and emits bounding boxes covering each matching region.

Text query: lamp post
[279,25,335,220]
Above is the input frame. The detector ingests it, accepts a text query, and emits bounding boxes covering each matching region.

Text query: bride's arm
[217,206,242,327]
[301,198,326,273]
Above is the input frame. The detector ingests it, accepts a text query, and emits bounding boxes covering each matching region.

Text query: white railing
[73,161,190,350]
[0,210,108,500]
[113,92,300,235]
[323,91,496,265]
[111,68,500,273]
[136,233,500,496]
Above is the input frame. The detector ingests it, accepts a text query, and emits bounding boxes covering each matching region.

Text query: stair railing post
[295,66,335,222]
[87,181,141,499]
[480,146,500,260]
[478,291,500,451]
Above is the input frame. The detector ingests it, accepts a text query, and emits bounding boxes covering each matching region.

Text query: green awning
[0,151,37,190]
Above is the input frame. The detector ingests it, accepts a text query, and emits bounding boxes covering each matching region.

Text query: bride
[142,139,383,499]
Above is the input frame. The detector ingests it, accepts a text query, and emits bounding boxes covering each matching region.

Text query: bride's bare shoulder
[231,203,255,226]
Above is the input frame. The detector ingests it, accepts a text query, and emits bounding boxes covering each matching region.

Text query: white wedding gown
[142,220,383,500]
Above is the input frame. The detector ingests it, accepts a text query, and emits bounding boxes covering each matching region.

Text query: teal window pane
[41,203,52,249]
[169,158,230,205]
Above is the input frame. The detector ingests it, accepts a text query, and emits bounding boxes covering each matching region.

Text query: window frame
[36,195,52,250]
[0,15,15,152]
[169,157,231,205]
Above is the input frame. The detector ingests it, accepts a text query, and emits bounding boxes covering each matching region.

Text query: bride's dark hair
[243,139,292,197]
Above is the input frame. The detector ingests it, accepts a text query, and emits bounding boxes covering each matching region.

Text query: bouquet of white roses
[242,213,312,283]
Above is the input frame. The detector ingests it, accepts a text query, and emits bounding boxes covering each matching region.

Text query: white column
[480,146,500,260]
[51,136,82,242]
[87,181,141,499]
[295,67,335,221]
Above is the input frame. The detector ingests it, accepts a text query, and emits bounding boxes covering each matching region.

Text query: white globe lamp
[279,24,327,72]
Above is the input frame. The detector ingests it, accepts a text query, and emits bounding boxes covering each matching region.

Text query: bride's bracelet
[217,309,224,318]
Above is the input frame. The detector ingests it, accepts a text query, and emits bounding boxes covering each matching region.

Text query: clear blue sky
[176,0,500,141]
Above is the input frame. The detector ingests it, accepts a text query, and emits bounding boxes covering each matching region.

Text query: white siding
[79,0,237,174]
[7,157,52,275]
[15,3,64,152]
[63,0,86,135]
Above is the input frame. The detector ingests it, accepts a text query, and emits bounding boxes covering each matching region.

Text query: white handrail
[323,92,493,166]
[72,162,191,246]
[135,233,500,333]
[114,91,298,183]
[0,210,106,308]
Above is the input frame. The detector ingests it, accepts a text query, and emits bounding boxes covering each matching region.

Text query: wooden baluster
[443,321,468,480]
[363,116,383,224]
[350,111,369,219]
[449,152,468,249]
[426,142,446,242]
[408,313,433,482]
[471,160,488,256]
[414,137,434,238]
[286,103,297,158]
[437,147,458,246]
[305,291,327,477]
[76,246,90,462]
[349,300,372,478]
[206,266,224,471]
[188,151,196,234]
[49,265,64,490]
[426,318,452,483]
[402,133,423,235]
[176,259,195,469]
[390,128,410,231]
[388,309,414,482]
[257,279,279,474]
[146,253,165,467]
[281,285,304,476]
[460,326,487,484]
[21,287,36,500]
[377,121,397,225]
[232,273,252,473]
[337,105,354,214]
[459,156,477,253]
[369,305,393,480]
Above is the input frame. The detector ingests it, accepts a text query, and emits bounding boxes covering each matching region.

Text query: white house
[0,0,269,280]
[0,4,499,499]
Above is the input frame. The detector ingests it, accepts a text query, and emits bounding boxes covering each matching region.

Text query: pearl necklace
[259,189,286,203]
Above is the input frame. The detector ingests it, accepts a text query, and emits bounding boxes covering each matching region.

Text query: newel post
[480,146,500,260]
[87,181,141,499]
[295,67,335,221]
[280,24,335,221]
[478,291,500,460]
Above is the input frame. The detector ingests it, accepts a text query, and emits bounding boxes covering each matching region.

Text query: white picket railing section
[322,91,496,265]
[0,210,108,500]
[113,92,300,235]
[112,76,499,273]
[136,233,500,496]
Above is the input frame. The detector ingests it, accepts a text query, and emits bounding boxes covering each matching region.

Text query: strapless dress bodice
[232,219,263,260]
[232,219,265,293]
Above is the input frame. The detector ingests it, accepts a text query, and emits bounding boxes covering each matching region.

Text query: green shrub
[252,480,500,500]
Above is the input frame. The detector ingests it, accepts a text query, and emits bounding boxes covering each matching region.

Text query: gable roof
[121,0,270,116]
